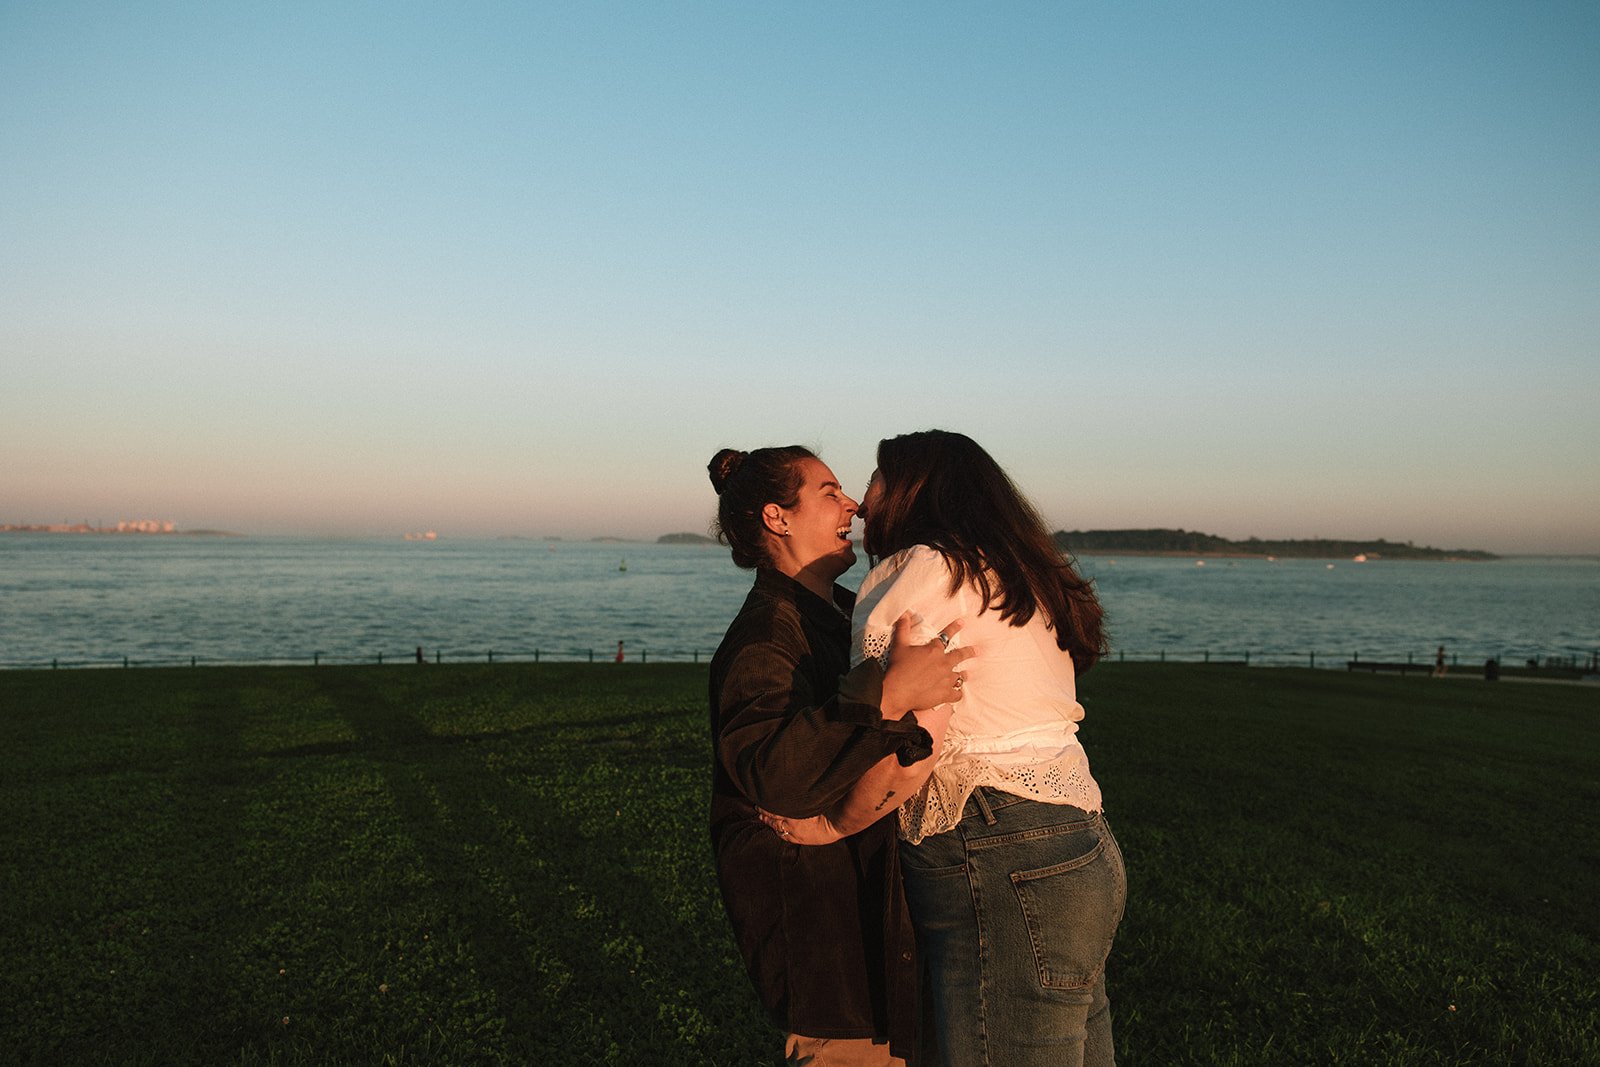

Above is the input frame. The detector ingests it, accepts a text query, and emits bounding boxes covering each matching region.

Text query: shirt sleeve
[852,545,977,669]
[715,612,929,819]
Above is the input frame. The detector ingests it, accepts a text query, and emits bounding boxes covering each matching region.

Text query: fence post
[435,650,441,664]
[535,649,540,663]
[314,652,320,666]
[52,658,57,669]
[693,650,698,663]
[191,656,196,668]
[589,649,594,663]
[1310,651,1316,669]
[1160,649,1165,663]
[1204,650,1210,663]
[1118,650,1124,663]
[123,656,129,668]
[488,650,494,663]
[642,649,648,664]
[1245,650,1251,665]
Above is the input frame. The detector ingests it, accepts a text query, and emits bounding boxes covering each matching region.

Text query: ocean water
[0,535,1595,669]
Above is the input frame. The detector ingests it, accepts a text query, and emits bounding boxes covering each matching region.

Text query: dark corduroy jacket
[709,567,929,1060]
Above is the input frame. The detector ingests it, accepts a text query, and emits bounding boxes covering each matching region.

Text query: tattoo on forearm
[874,790,896,812]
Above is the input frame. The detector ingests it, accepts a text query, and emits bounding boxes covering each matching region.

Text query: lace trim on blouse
[898,745,1102,845]
[861,629,893,669]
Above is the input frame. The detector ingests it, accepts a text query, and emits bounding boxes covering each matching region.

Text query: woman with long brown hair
[706,444,971,1066]
[767,430,1124,1067]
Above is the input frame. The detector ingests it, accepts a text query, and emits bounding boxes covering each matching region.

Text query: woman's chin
[817,543,857,579]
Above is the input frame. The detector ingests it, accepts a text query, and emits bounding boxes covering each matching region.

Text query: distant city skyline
[4,4,1597,555]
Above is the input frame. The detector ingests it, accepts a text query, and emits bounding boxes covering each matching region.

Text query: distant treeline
[1054,528,1498,561]
[658,532,717,545]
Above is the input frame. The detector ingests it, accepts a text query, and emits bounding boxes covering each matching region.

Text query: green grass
[1,665,1595,1065]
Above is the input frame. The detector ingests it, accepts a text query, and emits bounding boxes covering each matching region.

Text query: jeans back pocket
[1010,826,1125,990]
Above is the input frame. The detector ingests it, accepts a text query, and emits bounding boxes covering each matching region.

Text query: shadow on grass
[10,663,1593,1065]
[263,712,670,763]
[317,669,772,1064]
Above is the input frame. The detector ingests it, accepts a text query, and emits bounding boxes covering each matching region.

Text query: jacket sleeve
[716,612,929,818]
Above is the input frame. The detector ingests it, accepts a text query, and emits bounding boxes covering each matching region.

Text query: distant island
[658,532,717,545]
[1,522,244,537]
[1054,528,1497,561]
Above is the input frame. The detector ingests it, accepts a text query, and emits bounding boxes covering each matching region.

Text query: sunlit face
[772,458,859,580]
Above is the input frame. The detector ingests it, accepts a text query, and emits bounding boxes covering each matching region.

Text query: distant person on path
[707,445,971,1067]
[615,640,625,663]
[1433,645,1448,677]
[766,431,1124,1067]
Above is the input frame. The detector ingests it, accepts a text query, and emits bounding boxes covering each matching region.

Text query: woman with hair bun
[707,445,971,1067]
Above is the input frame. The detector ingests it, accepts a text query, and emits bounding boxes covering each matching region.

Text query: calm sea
[1,535,1596,670]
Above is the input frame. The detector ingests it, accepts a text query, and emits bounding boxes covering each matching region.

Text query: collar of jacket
[753,566,856,627]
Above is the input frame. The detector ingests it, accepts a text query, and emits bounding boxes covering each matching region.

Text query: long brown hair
[864,430,1107,671]
[707,445,816,570]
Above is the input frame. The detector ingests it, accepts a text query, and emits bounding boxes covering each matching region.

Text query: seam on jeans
[1104,818,1129,930]
[967,840,992,1064]
[902,860,967,878]
[1009,836,1107,883]
[965,814,1099,852]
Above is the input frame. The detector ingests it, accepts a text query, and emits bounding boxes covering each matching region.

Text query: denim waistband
[962,786,1096,827]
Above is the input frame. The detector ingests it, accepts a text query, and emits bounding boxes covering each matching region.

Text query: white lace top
[852,545,1103,844]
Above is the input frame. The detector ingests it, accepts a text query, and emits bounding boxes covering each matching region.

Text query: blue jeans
[899,790,1126,1067]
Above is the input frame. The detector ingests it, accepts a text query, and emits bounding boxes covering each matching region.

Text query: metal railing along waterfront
[2,647,1595,673]
[0,647,714,670]
[1110,648,1599,672]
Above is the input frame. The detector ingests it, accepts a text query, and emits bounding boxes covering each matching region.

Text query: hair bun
[708,448,748,495]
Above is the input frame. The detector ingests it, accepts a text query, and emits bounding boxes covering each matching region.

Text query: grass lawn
[1,664,1595,1065]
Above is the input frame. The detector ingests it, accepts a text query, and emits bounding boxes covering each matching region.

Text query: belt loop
[973,786,997,826]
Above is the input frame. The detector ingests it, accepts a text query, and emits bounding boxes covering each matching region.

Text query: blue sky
[3,2,1596,552]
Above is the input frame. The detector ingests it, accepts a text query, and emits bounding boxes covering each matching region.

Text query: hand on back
[880,613,973,720]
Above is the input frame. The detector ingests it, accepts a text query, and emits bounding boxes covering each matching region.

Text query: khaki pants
[785,1033,907,1067]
